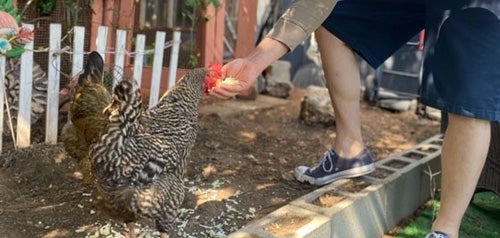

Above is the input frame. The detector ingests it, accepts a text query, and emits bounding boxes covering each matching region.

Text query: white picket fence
[0,23,181,153]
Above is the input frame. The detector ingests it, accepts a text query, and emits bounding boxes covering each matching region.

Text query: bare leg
[315,26,364,157]
[127,222,136,238]
[432,113,490,237]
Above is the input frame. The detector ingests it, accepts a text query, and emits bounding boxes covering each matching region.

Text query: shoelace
[424,232,450,238]
[321,150,335,173]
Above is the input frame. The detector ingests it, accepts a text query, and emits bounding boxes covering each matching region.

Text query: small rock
[244,154,261,165]
[292,63,325,88]
[202,164,218,178]
[281,172,295,181]
[262,61,294,98]
[278,157,288,164]
[378,98,411,111]
[204,141,221,150]
[299,86,335,126]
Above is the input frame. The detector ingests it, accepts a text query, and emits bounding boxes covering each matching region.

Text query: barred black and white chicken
[4,57,48,134]
[85,55,211,237]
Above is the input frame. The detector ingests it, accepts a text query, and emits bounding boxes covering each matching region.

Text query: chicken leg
[127,222,136,238]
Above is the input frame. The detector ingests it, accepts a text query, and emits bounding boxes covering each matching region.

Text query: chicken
[87,63,211,238]
[61,51,111,185]
[4,57,48,135]
[0,8,42,135]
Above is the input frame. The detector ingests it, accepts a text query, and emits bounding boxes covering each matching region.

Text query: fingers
[209,58,256,100]
[209,85,238,100]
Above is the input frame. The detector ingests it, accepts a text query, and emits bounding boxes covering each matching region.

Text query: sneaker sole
[294,163,376,186]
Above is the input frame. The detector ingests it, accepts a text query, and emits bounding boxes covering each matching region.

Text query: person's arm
[247,37,290,75]
[267,0,337,51]
[209,37,288,99]
[209,0,338,99]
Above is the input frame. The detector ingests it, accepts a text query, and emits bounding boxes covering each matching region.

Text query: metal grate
[16,0,92,86]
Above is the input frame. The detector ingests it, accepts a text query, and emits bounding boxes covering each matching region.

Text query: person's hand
[208,38,289,99]
[209,57,262,99]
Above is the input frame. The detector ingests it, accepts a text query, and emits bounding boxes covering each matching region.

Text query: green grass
[395,192,500,238]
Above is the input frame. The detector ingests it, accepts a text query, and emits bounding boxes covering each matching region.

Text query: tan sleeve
[266,0,337,51]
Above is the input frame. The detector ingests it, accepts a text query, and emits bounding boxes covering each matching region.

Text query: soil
[0,88,440,238]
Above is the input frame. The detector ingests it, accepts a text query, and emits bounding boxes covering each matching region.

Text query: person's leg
[421,2,500,236]
[294,0,424,186]
[431,114,490,237]
[294,27,375,186]
[315,26,364,158]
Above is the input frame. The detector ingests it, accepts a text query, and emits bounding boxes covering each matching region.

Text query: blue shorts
[322,0,500,122]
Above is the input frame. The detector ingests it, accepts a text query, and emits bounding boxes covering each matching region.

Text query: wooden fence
[0,23,181,153]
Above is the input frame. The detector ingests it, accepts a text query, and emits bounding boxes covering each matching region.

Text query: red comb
[204,62,223,93]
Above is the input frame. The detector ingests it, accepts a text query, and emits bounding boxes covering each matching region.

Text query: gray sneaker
[294,148,375,186]
[424,231,450,238]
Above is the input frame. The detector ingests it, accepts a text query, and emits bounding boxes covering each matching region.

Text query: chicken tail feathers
[79,51,104,85]
[104,78,142,125]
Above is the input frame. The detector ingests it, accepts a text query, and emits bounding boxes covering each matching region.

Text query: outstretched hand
[209,58,262,99]
[208,38,289,99]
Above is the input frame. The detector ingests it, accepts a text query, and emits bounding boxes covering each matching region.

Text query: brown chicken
[88,64,211,238]
[61,52,111,185]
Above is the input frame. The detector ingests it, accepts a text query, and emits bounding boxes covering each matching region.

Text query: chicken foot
[160,232,169,238]
[126,222,136,238]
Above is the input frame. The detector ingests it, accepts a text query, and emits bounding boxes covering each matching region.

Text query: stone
[299,86,334,126]
[292,63,325,88]
[262,60,293,98]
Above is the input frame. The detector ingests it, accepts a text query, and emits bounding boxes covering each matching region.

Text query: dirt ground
[0,88,440,238]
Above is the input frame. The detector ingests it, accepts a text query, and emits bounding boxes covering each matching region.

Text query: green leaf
[185,0,200,8]
[206,0,221,9]
[0,0,21,23]
[4,46,25,58]
[188,54,198,68]
[37,0,57,15]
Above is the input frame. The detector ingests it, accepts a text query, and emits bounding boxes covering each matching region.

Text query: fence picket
[133,34,145,88]
[72,26,86,77]
[96,26,108,62]
[114,29,127,87]
[45,24,62,144]
[16,24,35,148]
[168,31,181,88]
[0,56,5,153]
[149,31,166,108]
[1,25,181,150]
